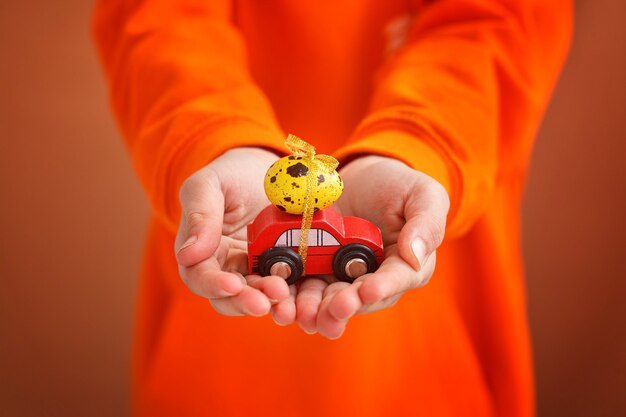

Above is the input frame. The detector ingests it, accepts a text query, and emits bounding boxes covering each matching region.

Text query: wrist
[220,146,281,162]
[339,154,407,181]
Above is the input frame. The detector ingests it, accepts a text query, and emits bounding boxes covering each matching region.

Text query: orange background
[0,1,624,416]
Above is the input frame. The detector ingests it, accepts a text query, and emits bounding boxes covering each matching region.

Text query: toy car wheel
[258,247,304,285]
[332,244,378,283]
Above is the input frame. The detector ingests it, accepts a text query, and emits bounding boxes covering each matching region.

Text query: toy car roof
[248,205,345,244]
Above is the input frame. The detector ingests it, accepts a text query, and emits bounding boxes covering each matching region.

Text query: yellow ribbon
[285,134,339,270]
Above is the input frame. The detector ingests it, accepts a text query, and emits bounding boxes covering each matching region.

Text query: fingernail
[243,308,267,317]
[326,331,345,340]
[218,288,239,297]
[178,234,197,252]
[221,277,244,296]
[411,238,427,271]
[228,271,247,285]
[272,317,289,327]
[298,323,317,335]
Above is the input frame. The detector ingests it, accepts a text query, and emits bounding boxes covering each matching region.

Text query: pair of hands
[175,147,449,339]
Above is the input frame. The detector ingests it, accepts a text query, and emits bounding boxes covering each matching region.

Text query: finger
[358,249,436,305]
[210,285,272,317]
[221,249,249,275]
[316,282,352,339]
[271,284,297,326]
[397,180,449,271]
[355,293,402,315]
[246,275,290,302]
[295,278,327,334]
[175,169,225,267]
[179,258,245,299]
[326,281,364,321]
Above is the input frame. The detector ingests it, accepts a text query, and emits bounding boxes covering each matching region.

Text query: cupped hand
[175,147,296,321]
[175,148,449,339]
[296,155,450,338]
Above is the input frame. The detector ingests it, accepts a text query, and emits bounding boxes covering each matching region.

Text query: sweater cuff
[333,129,462,235]
[162,119,289,229]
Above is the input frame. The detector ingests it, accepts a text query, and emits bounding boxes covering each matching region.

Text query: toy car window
[320,230,340,246]
[275,229,339,247]
[275,229,306,247]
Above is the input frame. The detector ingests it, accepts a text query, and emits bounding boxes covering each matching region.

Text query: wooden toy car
[247,205,384,285]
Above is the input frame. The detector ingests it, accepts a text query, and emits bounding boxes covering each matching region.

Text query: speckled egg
[264,155,343,215]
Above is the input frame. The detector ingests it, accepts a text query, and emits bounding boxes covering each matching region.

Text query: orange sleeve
[334,0,573,238]
[92,0,288,231]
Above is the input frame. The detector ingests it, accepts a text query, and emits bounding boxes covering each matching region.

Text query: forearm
[92,0,287,230]
[335,0,573,238]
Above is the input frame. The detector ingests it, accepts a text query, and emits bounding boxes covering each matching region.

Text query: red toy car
[247,205,384,285]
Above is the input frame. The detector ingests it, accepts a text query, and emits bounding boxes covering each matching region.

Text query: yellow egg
[264,155,343,215]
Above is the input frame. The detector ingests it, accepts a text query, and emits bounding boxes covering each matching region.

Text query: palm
[176,148,293,317]
[293,156,448,337]
[214,198,267,276]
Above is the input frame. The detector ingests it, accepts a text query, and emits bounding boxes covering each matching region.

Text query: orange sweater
[93,1,572,416]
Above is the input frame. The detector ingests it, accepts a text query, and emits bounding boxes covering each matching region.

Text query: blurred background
[0,1,624,416]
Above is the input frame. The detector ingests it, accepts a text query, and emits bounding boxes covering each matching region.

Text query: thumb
[397,179,449,272]
[175,169,225,267]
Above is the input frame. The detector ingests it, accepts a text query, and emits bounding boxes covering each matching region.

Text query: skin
[175,147,449,339]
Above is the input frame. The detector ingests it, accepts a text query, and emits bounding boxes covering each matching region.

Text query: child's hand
[296,155,450,338]
[175,147,295,321]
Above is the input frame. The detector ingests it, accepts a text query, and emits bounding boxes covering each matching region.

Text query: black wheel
[258,247,303,285]
[332,244,378,283]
